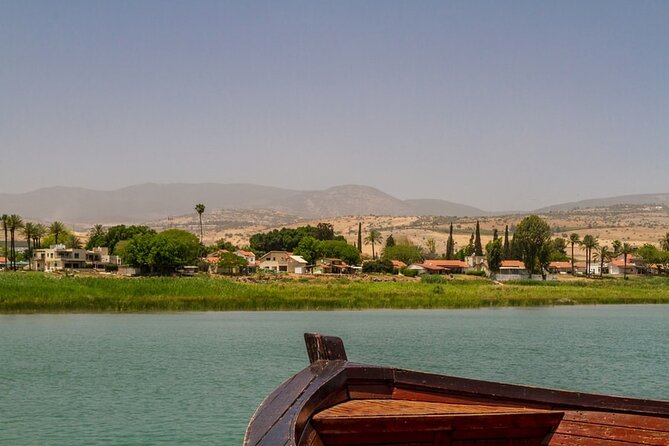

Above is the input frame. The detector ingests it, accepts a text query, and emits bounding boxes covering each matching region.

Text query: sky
[1,1,668,211]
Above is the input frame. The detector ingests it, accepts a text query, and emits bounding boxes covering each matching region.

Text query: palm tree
[1,214,8,269]
[364,228,383,260]
[620,243,636,280]
[660,232,669,251]
[32,223,46,249]
[195,203,205,244]
[581,235,598,278]
[593,245,612,278]
[569,233,580,275]
[22,222,36,270]
[8,214,24,270]
[49,221,66,245]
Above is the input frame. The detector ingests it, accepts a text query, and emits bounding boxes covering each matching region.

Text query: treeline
[249,223,344,253]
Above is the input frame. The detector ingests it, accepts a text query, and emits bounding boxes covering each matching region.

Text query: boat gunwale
[244,334,669,446]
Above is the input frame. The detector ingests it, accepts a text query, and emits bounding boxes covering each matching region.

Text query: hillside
[536,193,669,213]
[0,183,485,223]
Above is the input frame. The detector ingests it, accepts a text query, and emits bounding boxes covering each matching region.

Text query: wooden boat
[245,333,669,446]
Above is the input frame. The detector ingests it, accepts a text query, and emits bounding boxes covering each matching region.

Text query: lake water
[1,305,668,445]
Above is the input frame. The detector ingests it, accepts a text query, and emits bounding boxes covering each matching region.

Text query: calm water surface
[1,305,668,445]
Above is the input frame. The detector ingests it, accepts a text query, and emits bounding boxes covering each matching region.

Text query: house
[31,244,101,272]
[465,255,487,272]
[423,260,468,274]
[407,263,447,275]
[258,251,308,274]
[90,247,122,269]
[390,260,407,270]
[496,260,529,280]
[548,261,573,274]
[316,258,353,274]
[609,257,643,276]
[235,250,256,265]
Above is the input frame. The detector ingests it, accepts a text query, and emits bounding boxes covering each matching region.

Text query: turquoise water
[1,305,668,445]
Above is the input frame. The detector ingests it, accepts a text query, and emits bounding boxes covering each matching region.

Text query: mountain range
[0,183,667,224]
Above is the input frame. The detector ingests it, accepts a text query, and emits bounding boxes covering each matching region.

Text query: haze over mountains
[0,183,667,224]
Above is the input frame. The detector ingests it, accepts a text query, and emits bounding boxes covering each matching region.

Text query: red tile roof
[390,260,407,268]
[500,260,525,268]
[424,260,467,268]
[549,261,572,268]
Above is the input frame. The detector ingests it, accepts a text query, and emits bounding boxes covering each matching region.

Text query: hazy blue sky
[2,1,668,211]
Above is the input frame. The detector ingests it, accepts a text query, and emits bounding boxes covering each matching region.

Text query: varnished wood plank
[314,399,560,419]
[555,420,669,444]
[394,369,669,417]
[549,433,633,445]
[563,410,669,432]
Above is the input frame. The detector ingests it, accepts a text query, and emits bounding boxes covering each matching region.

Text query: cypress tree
[474,221,483,256]
[445,223,454,260]
[492,228,498,241]
[357,222,362,253]
[503,225,510,260]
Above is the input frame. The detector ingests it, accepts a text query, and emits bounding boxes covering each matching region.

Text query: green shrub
[421,274,448,284]
[401,267,418,277]
[465,270,486,277]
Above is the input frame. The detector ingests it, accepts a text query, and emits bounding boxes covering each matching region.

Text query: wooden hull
[244,334,669,446]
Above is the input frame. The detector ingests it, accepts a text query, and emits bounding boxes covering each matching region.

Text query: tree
[538,241,552,280]
[215,238,239,252]
[294,236,323,265]
[474,221,483,256]
[216,252,248,275]
[364,229,383,260]
[85,224,107,250]
[514,215,551,279]
[502,225,510,260]
[382,244,423,265]
[486,238,503,275]
[32,223,46,249]
[22,222,36,269]
[357,222,362,253]
[593,245,613,278]
[49,221,67,245]
[612,240,622,256]
[385,234,396,248]
[195,203,205,244]
[660,232,669,251]
[445,223,455,260]
[124,229,201,274]
[620,243,636,280]
[1,214,8,269]
[581,235,599,278]
[362,259,394,274]
[315,223,336,241]
[569,233,580,275]
[425,238,437,259]
[320,240,361,265]
[492,228,498,241]
[8,215,24,270]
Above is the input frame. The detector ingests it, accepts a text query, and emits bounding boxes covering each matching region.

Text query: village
[3,211,667,281]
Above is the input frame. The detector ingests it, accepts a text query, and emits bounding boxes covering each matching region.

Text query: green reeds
[1,272,668,313]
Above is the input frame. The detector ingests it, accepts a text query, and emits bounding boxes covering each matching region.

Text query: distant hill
[0,183,486,223]
[3,184,666,224]
[535,193,669,213]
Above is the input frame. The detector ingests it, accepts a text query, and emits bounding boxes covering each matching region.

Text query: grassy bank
[2,272,669,313]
